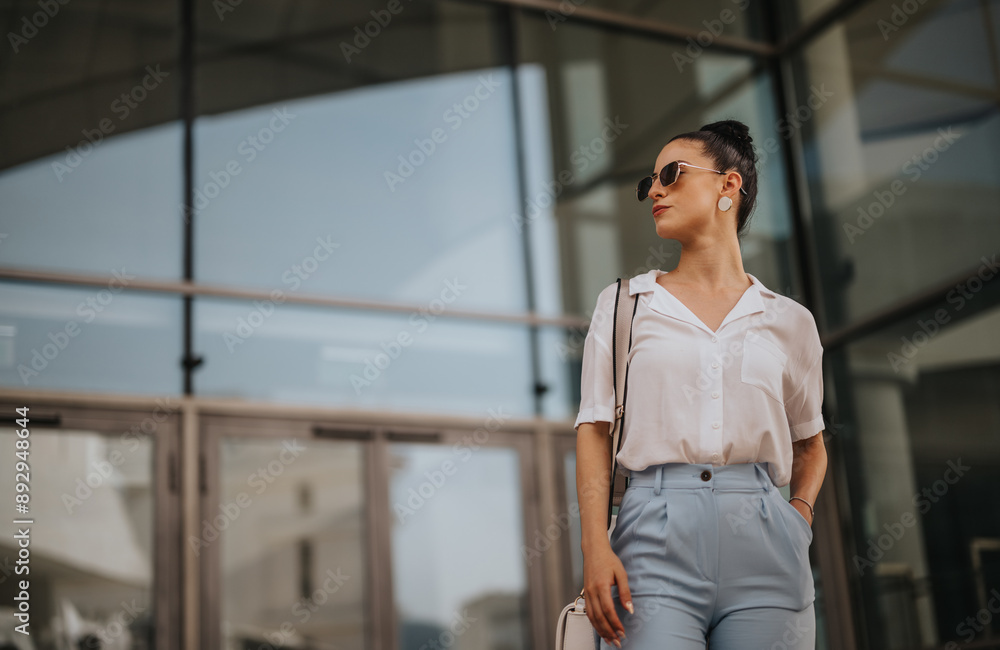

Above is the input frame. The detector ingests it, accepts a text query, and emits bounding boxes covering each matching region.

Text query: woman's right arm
[578,420,631,648]
[575,282,632,646]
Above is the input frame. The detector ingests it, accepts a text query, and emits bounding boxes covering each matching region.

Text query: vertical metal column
[498,5,548,416]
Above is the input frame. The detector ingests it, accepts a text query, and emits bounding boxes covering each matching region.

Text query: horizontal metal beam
[820,254,1000,349]
[0,388,565,433]
[0,265,591,330]
[463,0,774,57]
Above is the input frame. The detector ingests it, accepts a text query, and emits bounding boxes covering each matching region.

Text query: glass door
[199,414,544,650]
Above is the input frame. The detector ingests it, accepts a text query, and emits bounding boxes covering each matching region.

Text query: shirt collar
[628,269,776,335]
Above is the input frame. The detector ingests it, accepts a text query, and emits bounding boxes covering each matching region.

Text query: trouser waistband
[626,462,774,494]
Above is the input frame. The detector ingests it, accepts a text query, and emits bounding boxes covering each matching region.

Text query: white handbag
[554,277,638,649]
[554,593,598,650]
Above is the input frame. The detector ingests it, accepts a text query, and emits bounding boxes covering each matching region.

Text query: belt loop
[755,462,771,492]
[653,465,662,495]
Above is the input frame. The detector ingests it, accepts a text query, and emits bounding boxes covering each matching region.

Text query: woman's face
[647,139,737,241]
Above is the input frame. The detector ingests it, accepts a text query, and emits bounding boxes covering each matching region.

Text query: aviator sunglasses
[636,161,749,201]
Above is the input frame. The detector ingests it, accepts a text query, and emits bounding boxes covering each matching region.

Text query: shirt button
[712,391,720,398]
[712,452,719,459]
[711,362,718,368]
[712,422,720,429]
[711,337,718,343]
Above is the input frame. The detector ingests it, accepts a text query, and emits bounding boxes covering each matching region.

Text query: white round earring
[718,196,733,212]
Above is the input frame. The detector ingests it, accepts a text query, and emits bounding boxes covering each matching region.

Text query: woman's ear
[722,170,743,196]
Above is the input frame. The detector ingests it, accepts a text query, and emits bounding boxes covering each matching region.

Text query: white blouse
[574,269,825,488]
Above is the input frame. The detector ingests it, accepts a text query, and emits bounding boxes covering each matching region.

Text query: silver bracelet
[789,496,814,520]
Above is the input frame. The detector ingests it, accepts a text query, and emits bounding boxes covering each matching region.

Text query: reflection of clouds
[0,429,150,586]
[389,443,526,629]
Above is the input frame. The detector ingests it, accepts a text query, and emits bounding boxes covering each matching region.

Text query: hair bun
[699,119,753,150]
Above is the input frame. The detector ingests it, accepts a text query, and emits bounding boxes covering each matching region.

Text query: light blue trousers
[597,462,816,649]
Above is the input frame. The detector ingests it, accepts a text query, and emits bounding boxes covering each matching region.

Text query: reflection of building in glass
[0,431,152,649]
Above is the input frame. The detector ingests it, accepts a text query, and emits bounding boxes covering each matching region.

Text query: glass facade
[1,1,998,648]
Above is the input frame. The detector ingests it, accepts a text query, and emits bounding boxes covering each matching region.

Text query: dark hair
[667,119,758,239]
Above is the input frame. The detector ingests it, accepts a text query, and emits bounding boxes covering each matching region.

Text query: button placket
[710,334,724,461]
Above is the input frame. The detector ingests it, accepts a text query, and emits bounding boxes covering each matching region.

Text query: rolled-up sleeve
[785,317,825,441]
[574,284,618,432]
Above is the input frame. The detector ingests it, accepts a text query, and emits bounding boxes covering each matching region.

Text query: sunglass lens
[637,177,652,201]
[659,161,678,188]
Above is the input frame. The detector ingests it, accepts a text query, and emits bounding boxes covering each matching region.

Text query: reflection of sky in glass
[884,0,995,89]
[0,121,183,278]
[0,283,182,393]
[388,443,525,628]
[192,65,546,314]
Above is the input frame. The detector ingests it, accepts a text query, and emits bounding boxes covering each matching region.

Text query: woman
[575,120,828,649]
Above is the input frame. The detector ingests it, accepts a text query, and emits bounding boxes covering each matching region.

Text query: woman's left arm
[789,432,827,526]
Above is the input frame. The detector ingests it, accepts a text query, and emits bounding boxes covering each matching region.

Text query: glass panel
[0,1,181,278]
[833,288,1000,648]
[774,0,842,37]
[0,282,182,394]
[194,298,534,417]
[790,0,1000,331]
[192,2,527,313]
[0,426,155,648]
[195,2,504,108]
[544,0,766,41]
[388,441,529,650]
[217,436,368,649]
[517,14,804,320]
[539,325,581,422]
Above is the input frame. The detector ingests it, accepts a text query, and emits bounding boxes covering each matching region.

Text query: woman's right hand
[583,542,633,648]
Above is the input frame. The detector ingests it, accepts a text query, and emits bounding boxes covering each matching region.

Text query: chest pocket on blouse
[741,330,787,404]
